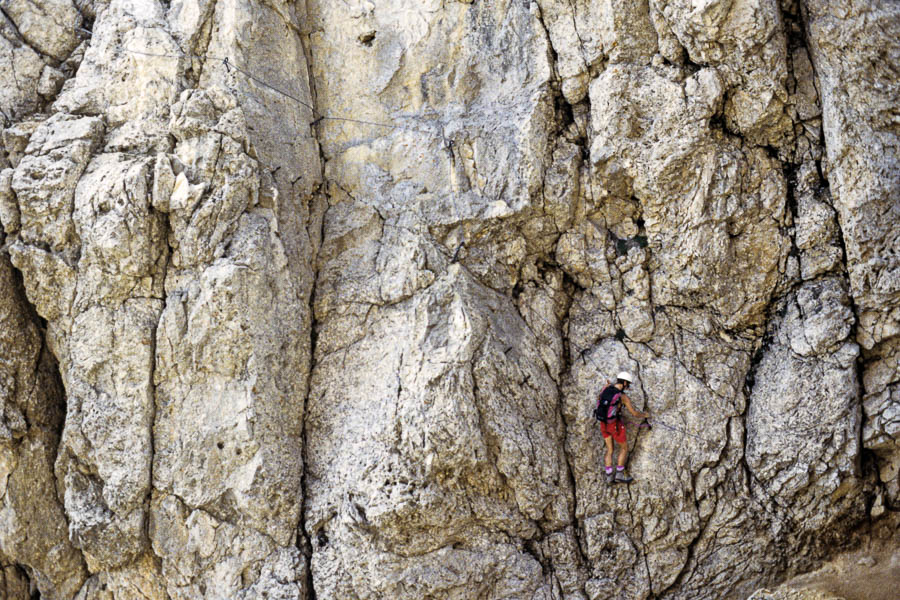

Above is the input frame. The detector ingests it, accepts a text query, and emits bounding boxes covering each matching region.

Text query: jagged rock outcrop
[0,246,87,598]
[0,0,896,599]
[3,0,320,597]
[802,0,900,512]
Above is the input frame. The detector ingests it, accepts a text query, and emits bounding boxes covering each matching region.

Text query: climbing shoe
[606,470,615,484]
[614,471,633,484]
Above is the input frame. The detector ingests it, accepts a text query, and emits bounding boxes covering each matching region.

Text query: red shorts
[600,420,627,444]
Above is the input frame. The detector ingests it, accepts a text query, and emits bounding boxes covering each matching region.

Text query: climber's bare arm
[621,393,649,419]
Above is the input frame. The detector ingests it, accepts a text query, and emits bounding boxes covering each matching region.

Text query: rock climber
[596,371,649,484]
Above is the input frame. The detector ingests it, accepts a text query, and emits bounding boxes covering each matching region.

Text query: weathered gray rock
[803,0,900,512]
[2,117,48,169]
[0,248,87,597]
[0,169,18,234]
[4,0,318,595]
[72,555,167,600]
[0,0,84,132]
[588,61,790,332]
[0,12,46,121]
[0,0,83,61]
[746,278,864,533]
[804,0,900,351]
[7,111,160,572]
[152,88,307,557]
[0,0,896,598]
[11,113,103,256]
[862,338,900,507]
[652,0,794,149]
[307,262,575,599]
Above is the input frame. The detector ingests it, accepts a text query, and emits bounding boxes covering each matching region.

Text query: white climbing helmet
[617,371,634,383]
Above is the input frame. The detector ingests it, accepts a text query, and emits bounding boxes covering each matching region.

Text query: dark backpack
[593,385,622,423]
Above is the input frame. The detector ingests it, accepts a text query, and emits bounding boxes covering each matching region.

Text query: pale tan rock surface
[749,535,900,600]
[0,246,87,598]
[802,0,900,512]
[3,0,319,597]
[0,0,896,599]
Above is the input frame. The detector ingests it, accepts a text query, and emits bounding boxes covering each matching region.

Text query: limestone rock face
[0,248,87,598]
[3,0,319,597]
[802,0,900,512]
[746,277,864,536]
[0,0,897,599]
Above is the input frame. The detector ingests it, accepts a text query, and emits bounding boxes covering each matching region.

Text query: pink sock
[605,467,613,474]
[616,466,624,471]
